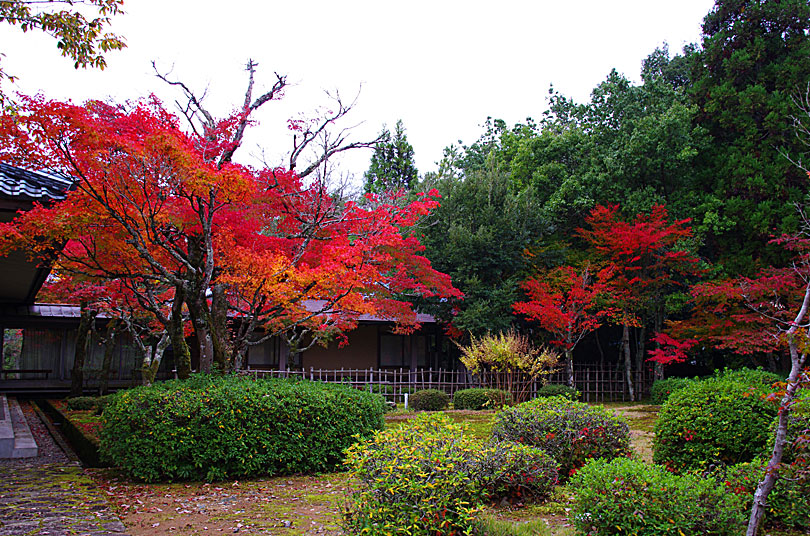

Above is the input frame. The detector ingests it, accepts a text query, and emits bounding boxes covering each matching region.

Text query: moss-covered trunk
[98,318,119,396]
[70,303,97,397]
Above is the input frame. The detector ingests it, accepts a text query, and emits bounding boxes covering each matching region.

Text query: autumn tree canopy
[0,85,460,377]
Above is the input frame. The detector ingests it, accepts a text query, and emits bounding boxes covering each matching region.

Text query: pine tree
[364,119,418,194]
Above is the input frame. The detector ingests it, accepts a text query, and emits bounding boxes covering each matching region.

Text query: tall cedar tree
[689,0,810,273]
[363,119,418,194]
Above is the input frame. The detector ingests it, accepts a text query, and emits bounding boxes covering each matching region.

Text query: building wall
[304,325,379,369]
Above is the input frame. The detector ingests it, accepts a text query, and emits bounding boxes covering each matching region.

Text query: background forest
[364,0,810,378]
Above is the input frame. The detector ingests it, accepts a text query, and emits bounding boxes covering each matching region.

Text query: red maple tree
[577,204,701,398]
[0,87,461,378]
[514,263,615,387]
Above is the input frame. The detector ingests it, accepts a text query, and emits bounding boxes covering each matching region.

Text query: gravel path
[0,399,129,535]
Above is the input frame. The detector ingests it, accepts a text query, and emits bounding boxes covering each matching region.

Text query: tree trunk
[170,287,192,379]
[98,318,118,396]
[141,333,170,386]
[634,325,646,372]
[653,311,664,381]
[211,283,229,372]
[70,303,97,397]
[565,348,574,388]
[622,324,635,401]
[746,294,809,535]
[595,328,605,369]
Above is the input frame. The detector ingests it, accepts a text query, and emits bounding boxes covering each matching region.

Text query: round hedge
[409,388,449,411]
[535,384,580,401]
[649,377,696,405]
[570,458,747,535]
[493,396,631,478]
[653,376,778,472]
[453,388,512,410]
[100,374,386,482]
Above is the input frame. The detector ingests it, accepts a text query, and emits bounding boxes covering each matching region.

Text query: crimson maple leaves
[0,93,460,377]
[514,204,700,397]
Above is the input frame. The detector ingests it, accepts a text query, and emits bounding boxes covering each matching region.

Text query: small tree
[457,329,559,402]
[514,263,615,387]
[578,204,700,398]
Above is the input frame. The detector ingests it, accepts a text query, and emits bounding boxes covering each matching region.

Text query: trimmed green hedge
[100,374,386,482]
[409,388,449,411]
[650,377,696,405]
[653,376,778,472]
[570,458,747,535]
[534,384,580,401]
[493,396,631,478]
[453,388,512,410]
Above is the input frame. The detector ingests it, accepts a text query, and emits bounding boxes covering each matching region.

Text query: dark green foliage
[364,119,418,194]
[534,384,580,401]
[650,377,696,405]
[66,395,102,411]
[688,0,810,272]
[493,396,631,477]
[343,414,559,536]
[453,388,512,410]
[409,388,449,411]
[714,367,783,387]
[653,375,777,472]
[570,458,747,535]
[100,374,386,482]
[721,457,810,530]
[415,162,548,336]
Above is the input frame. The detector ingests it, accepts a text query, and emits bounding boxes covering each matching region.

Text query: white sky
[1,0,716,186]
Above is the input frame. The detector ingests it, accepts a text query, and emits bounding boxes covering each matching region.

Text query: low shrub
[66,396,101,411]
[653,376,777,472]
[343,413,559,536]
[715,367,783,387]
[492,396,631,478]
[649,377,695,405]
[100,374,386,482]
[409,388,449,411]
[721,457,810,530]
[534,384,580,401]
[453,388,512,410]
[570,458,747,536]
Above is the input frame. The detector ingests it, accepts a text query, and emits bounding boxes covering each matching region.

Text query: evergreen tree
[363,119,418,194]
[689,0,810,274]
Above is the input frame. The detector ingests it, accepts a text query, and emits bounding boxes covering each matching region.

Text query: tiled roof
[302,299,436,323]
[0,163,72,202]
[1,301,436,323]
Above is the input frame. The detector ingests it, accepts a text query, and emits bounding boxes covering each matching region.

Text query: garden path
[0,400,129,536]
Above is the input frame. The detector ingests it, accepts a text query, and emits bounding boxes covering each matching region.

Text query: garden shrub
[649,377,695,405]
[100,374,386,482]
[653,376,777,472]
[453,388,512,410]
[66,395,101,411]
[721,457,810,530]
[534,384,580,401]
[714,367,783,387]
[343,413,559,536]
[570,458,747,536]
[492,396,631,478]
[409,388,449,411]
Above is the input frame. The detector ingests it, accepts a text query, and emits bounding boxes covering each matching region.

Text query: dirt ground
[87,470,351,536]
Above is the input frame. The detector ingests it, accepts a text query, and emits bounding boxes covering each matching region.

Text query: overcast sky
[2,0,717,186]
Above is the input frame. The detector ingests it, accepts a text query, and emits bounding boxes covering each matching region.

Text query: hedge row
[100,374,386,482]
